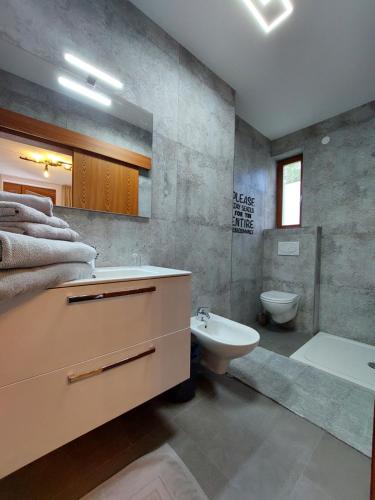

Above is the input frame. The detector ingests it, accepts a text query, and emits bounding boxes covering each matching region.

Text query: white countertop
[55,266,191,288]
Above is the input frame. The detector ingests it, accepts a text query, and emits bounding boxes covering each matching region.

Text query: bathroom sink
[93,266,158,280]
[57,266,191,287]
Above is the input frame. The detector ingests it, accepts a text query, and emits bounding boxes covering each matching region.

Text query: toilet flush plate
[278,241,300,256]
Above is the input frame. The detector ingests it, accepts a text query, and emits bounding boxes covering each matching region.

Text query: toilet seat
[260,290,298,304]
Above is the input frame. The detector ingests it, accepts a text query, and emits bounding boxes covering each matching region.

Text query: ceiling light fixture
[20,153,73,171]
[58,76,111,106]
[243,0,293,34]
[64,53,123,89]
[43,165,50,178]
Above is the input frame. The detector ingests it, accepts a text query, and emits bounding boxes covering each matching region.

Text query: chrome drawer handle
[67,286,156,304]
[67,346,156,384]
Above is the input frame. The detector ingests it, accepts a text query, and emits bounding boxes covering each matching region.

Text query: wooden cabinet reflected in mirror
[73,153,139,216]
[0,108,152,218]
[3,181,57,205]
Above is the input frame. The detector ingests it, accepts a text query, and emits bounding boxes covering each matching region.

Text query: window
[276,154,303,228]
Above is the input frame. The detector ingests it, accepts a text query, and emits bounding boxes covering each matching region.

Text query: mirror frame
[0,107,152,171]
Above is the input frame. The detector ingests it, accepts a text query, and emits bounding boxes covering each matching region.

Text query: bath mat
[228,347,373,457]
[81,444,208,500]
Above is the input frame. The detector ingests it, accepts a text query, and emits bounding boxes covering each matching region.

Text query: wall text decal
[232,191,255,234]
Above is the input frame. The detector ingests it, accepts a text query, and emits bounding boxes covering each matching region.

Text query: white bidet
[190,313,260,374]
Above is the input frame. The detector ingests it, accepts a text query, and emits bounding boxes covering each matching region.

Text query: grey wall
[0,0,235,316]
[271,102,375,344]
[231,117,275,325]
[262,227,321,334]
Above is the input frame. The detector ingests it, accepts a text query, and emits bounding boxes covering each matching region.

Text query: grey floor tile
[214,483,251,500]
[167,427,229,499]
[287,475,336,500]
[303,433,371,500]
[256,323,311,357]
[173,395,236,456]
[229,409,323,499]
[201,410,276,480]
[201,370,278,420]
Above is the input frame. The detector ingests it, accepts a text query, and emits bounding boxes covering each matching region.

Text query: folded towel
[0,190,53,216]
[0,222,79,242]
[0,231,96,269]
[0,202,68,228]
[0,262,92,302]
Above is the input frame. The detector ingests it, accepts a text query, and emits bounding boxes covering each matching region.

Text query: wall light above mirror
[64,53,124,89]
[0,39,153,218]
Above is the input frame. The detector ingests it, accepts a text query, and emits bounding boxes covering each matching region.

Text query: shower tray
[291,332,375,391]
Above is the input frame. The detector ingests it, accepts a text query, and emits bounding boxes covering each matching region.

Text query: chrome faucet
[196,306,210,325]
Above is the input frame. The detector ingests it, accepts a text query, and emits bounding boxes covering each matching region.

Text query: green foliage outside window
[284,162,301,184]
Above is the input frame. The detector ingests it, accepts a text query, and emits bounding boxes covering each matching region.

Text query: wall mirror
[0,39,153,218]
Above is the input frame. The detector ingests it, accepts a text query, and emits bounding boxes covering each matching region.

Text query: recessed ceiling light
[64,53,123,89]
[58,76,111,106]
[243,0,294,34]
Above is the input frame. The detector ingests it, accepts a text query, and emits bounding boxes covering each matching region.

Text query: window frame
[276,154,303,229]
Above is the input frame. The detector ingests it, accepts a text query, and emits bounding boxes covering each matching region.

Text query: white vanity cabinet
[0,268,191,479]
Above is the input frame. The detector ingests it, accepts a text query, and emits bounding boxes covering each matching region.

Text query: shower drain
[368,362,375,369]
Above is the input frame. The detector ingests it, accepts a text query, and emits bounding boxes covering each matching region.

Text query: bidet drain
[368,362,375,369]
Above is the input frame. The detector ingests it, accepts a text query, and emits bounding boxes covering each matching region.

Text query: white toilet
[260,290,300,324]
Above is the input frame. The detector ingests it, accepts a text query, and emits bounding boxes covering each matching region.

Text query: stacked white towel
[0,191,96,302]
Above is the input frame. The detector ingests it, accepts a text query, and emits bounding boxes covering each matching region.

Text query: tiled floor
[256,322,312,356]
[0,372,370,500]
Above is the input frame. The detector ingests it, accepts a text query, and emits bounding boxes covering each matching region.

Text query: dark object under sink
[167,339,201,403]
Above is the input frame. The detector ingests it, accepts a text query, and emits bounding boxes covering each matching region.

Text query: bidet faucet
[196,306,210,324]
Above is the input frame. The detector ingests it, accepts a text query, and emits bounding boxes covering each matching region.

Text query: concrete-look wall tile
[179,48,234,105]
[174,222,232,312]
[231,231,263,284]
[230,279,260,326]
[321,233,375,290]
[178,48,235,162]
[176,144,233,229]
[121,1,180,62]
[194,289,232,318]
[320,284,375,344]
[150,133,178,222]
[234,119,270,194]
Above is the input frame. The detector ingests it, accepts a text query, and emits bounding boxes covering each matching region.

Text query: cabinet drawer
[0,276,191,387]
[0,329,190,479]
